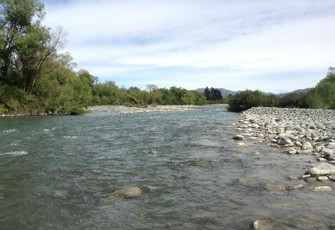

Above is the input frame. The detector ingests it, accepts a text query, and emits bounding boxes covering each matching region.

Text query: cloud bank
[43,0,335,92]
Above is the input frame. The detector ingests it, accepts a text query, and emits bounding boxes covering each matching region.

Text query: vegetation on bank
[0,0,207,115]
[0,0,333,115]
[227,67,335,112]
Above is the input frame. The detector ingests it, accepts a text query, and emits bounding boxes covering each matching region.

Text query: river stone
[233,135,245,140]
[236,142,248,147]
[312,186,332,192]
[317,157,328,163]
[112,187,143,199]
[327,142,335,149]
[277,136,292,145]
[288,184,305,190]
[323,149,335,160]
[302,141,313,150]
[263,183,286,191]
[287,148,297,155]
[307,163,335,176]
[295,141,302,147]
[317,176,329,181]
[251,219,286,230]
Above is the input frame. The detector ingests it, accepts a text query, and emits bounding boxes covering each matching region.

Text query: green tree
[204,87,210,100]
[228,90,270,112]
[0,0,64,93]
[306,67,335,109]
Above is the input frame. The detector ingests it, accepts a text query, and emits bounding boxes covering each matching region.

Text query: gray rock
[236,142,248,147]
[312,186,332,192]
[317,176,329,181]
[327,142,335,149]
[288,184,304,190]
[323,149,335,160]
[302,141,313,150]
[263,183,286,191]
[287,148,297,155]
[315,145,324,153]
[295,141,302,147]
[277,136,292,145]
[317,157,328,163]
[233,135,245,140]
[307,163,335,176]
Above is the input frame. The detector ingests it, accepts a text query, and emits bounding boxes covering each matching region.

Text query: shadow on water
[0,105,335,229]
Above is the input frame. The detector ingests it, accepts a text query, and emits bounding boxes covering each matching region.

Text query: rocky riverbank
[234,107,335,229]
[1,105,217,117]
[84,105,206,114]
[235,107,335,186]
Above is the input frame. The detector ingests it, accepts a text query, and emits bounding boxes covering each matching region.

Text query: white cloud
[43,0,335,92]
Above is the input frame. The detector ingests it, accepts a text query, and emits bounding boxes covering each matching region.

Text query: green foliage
[277,93,307,108]
[307,75,335,109]
[305,68,335,109]
[0,0,332,115]
[228,90,271,112]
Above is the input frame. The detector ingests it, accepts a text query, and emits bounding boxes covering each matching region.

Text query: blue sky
[42,0,335,93]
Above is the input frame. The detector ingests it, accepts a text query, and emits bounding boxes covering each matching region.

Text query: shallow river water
[0,105,334,229]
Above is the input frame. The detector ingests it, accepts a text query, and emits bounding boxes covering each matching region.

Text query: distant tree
[204,87,222,101]
[204,87,210,100]
[146,84,158,93]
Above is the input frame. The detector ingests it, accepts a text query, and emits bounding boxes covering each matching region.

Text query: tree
[204,87,210,100]
[204,87,222,101]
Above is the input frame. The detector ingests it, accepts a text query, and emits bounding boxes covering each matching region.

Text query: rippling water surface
[0,105,334,229]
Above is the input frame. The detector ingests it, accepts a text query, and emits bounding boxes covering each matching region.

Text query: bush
[227,90,271,112]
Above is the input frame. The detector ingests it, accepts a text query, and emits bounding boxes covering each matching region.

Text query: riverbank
[234,107,335,229]
[84,105,222,114]
[0,104,227,117]
[235,107,335,176]
[234,107,335,186]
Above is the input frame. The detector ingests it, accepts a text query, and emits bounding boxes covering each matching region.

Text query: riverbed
[0,105,334,229]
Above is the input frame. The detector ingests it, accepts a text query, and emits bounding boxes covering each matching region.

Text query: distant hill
[195,88,237,98]
[277,88,312,97]
[196,87,312,98]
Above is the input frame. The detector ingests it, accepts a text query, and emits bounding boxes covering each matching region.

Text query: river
[0,105,334,229]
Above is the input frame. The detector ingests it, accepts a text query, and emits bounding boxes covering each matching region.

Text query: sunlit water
[0,105,334,229]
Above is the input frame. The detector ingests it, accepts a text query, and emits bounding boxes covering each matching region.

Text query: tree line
[0,0,333,115]
[227,67,335,112]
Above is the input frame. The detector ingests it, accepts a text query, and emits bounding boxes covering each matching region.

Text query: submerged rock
[251,219,286,230]
[233,135,245,140]
[263,183,286,191]
[288,184,305,190]
[112,187,143,199]
[236,142,248,148]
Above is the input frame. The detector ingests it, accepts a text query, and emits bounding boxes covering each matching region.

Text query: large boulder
[307,163,335,176]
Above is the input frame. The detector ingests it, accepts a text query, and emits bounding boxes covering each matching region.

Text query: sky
[42,0,335,93]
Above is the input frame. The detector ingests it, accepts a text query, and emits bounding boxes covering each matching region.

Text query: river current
[0,105,334,229]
